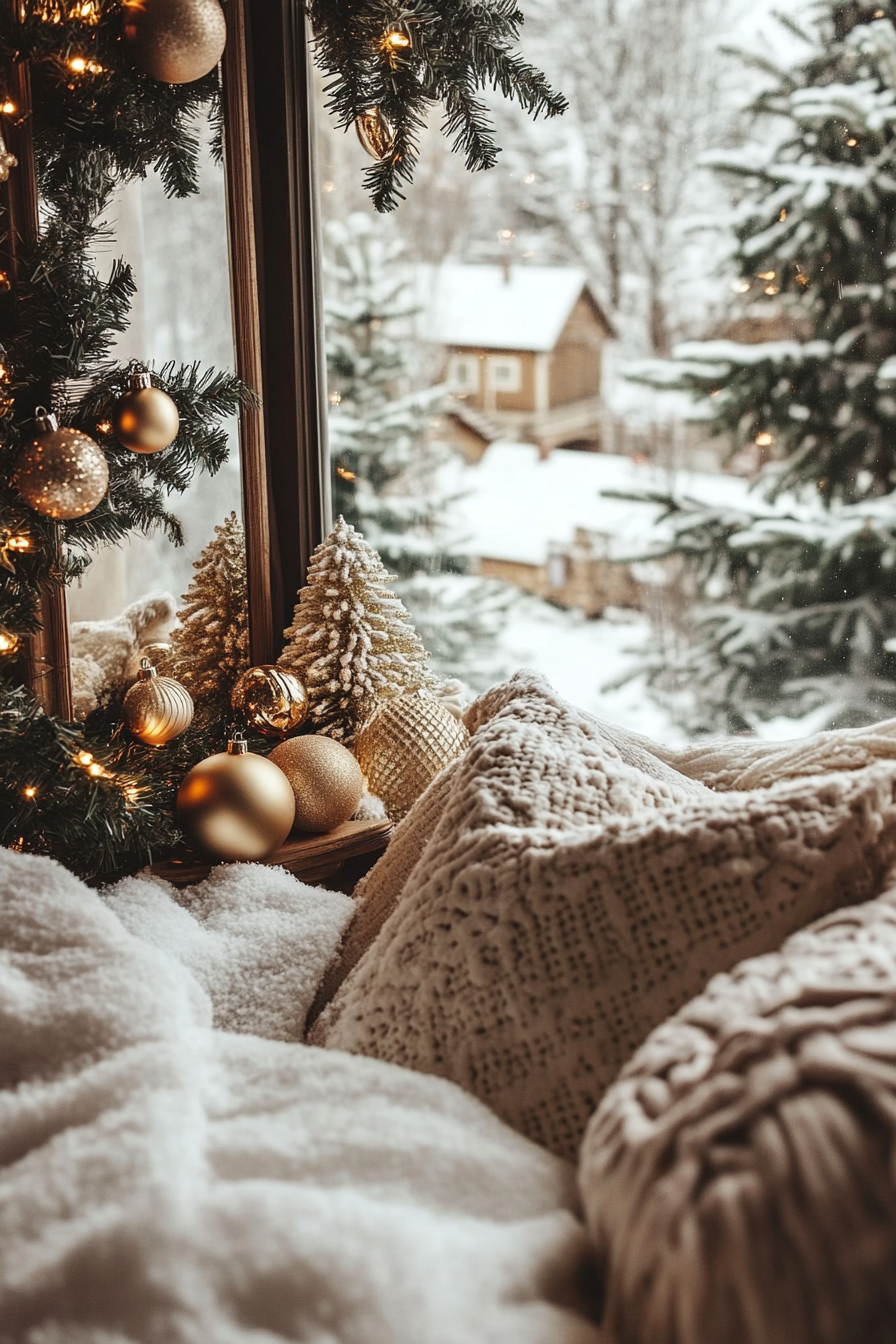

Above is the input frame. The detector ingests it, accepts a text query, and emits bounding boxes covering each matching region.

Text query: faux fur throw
[0,848,601,1344]
[315,672,896,1160]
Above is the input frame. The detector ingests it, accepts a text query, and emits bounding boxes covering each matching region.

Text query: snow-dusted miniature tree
[631,6,896,731]
[278,516,436,743]
[166,511,250,712]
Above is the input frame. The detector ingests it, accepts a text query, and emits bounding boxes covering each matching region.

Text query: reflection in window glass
[314,0,893,742]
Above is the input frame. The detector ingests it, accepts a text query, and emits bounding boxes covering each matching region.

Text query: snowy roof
[415,265,609,353]
[444,443,753,567]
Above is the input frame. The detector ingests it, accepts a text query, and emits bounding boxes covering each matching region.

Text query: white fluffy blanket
[0,848,600,1344]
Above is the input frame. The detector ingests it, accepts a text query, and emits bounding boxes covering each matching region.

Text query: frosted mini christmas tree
[166,511,250,712]
[278,516,435,743]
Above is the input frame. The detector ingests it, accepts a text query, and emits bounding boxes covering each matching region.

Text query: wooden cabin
[417,264,614,459]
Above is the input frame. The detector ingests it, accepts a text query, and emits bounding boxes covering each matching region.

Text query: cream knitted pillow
[316,673,896,1160]
[580,877,896,1344]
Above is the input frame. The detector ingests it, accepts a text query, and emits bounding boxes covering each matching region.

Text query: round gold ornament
[176,734,296,861]
[122,0,226,84]
[112,365,180,454]
[14,409,108,520]
[354,691,470,820]
[355,106,396,159]
[268,734,364,833]
[123,657,194,746]
[231,664,309,739]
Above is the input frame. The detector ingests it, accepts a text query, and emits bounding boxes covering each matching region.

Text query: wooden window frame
[8,0,330,715]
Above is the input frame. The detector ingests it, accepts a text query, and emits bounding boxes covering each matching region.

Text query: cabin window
[486,357,522,394]
[448,356,481,394]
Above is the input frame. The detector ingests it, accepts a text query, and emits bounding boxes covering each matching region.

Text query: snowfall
[442,441,833,746]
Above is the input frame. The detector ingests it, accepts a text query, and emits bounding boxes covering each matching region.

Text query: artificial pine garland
[306,0,568,211]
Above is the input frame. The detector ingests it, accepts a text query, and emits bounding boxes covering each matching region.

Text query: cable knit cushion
[579,878,896,1344]
[314,673,896,1160]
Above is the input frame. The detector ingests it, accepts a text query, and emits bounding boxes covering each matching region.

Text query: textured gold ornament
[14,409,108,519]
[231,665,309,739]
[355,106,396,160]
[123,657,194,746]
[122,0,226,83]
[268,734,364,833]
[112,365,180,454]
[176,734,296,861]
[354,692,470,820]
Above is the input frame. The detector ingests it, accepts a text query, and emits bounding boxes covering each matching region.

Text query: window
[486,357,522,394]
[448,355,481,394]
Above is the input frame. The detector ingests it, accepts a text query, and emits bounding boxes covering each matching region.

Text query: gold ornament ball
[15,414,108,520]
[355,106,396,160]
[113,385,180,455]
[269,734,364,833]
[123,659,194,746]
[177,738,296,862]
[231,665,309,739]
[123,0,227,84]
[354,692,470,821]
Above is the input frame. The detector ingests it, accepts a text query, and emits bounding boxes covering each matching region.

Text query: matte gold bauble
[123,657,194,746]
[268,734,363,833]
[231,665,309,739]
[176,735,296,861]
[122,0,226,84]
[354,692,470,820]
[112,366,180,454]
[355,106,396,159]
[14,409,108,520]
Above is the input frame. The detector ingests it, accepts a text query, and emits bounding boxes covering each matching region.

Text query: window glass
[313,0,888,742]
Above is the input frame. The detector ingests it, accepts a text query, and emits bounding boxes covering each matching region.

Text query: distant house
[418,264,614,459]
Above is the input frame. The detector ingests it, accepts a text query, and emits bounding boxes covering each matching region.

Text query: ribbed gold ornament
[122,0,226,84]
[231,665,308,739]
[268,734,364,833]
[112,366,180,454]
[14,410,108,520]
[176,734,296,861]
[355,106,396,159]
[123,657,194,746]
[354,692,470,820]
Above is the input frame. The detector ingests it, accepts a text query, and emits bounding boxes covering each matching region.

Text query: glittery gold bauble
[123,657,194,746]
[122,0,226,83]
[112,367,180,454]
[14,410,108,520]
[176,735,296,861]
[231,665,309,739]
[355,106,396,159]
[354,692,470,820]
[268,734,364,833]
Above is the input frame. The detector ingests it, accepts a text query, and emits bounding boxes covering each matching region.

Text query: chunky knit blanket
[315,673,896,1160]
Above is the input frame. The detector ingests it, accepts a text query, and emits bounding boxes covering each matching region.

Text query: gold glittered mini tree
[166,511,250,712]
[278,515,435,744]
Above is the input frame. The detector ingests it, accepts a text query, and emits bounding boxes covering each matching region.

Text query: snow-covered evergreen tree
[277,516,436,743]
[166,510,250,712]
[324,212,509,691]
[633,3,896,731]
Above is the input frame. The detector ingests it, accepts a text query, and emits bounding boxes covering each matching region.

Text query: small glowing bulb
[88,762,105,777]
[68,56,87,72]
[23,786,36,798]
[523,172,537,184]
[732,279,751,293]
[385,30,411,48]
[756,271,776,281]
[322,180,336,193]
[779,208,787,221]
[497,229,515,241]
[123,783,141,804]
[764,284,780,295]
[846,137,858,147]
[8,536,30,550]
[756,432,774,447]
[1,100,15,115]
[328,391,342,406]
[336,466,357,481]
[76,750,94,766]
[96,420,113,434]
